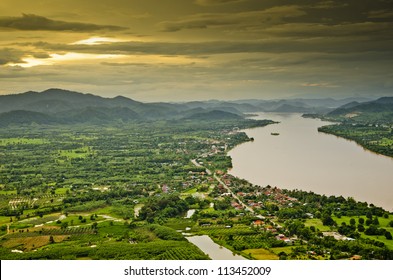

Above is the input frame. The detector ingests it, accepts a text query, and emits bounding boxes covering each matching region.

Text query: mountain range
[328,97,393,116]
[0,88,389,126]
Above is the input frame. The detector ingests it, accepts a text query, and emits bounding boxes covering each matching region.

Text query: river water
[228,113,393,211]
[186,235,246,260]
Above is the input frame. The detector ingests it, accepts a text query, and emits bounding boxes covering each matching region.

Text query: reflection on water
[186,235,246,260]
[228,113,393,211]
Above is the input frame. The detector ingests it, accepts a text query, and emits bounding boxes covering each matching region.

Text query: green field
[243,248,279,260]
[0,138,46,145]
[304,219,331,231]
[0,117,392,260]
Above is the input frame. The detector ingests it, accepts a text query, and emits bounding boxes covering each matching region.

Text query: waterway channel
[228,113,393,211]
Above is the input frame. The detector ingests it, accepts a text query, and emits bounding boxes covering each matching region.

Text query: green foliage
[148,224,185,241]
[138,195,188,222]
[322,214,335,226]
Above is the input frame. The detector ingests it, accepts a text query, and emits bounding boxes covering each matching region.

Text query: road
[191,159,212,175]
[191,159,254,213]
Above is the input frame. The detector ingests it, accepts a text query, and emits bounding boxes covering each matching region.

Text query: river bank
[228,112,393,211]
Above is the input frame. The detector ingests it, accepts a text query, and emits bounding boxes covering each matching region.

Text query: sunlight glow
[8,53,127,68]
[71,37,127,45]
[7,51,206,68]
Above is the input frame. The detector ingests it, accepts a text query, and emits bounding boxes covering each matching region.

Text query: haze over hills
[0,88,387,126]
[328,97,393,117]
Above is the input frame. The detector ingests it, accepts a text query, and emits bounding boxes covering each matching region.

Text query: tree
[350,218,356,226]
[385,231,392,240]
[322,214,335,226]
[358,217,365,225]
[49,235,55,243]
[61,221,68,230]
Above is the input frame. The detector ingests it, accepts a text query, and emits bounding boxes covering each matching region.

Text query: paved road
[191,159,253,213]
[213,174,254,213]
[191,159,212,175]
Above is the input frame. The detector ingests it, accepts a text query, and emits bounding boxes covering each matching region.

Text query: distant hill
[328,97,393,116]
[0,89,248,126]
[183,110,242,121]
[0,110,56,127]
[0,88,171,117]
[0,88,387,126]
[269,104,311,113]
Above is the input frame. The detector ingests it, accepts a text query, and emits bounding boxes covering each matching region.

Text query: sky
[1,0,393,101]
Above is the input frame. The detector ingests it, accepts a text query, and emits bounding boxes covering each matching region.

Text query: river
[228,113,393,211]
[186,235,246,260]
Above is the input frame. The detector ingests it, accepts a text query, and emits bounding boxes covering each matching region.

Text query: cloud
[301,82,340,88]
[29,33,392,58]
[311,1,349,9]
[0,48,25,65]
[195,0,246,6]
[368,9,393,19]
[263,22,393,40]
[0,14,127,32]
[159,5,306,32]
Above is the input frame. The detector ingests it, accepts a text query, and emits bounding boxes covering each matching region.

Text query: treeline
[138,195,189,223]
[318,124,393,157]
[283,189,388,216]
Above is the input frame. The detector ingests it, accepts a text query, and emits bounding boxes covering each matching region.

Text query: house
[252,220,264,226]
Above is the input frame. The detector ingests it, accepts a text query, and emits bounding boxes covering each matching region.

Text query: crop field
[243,248,279,260]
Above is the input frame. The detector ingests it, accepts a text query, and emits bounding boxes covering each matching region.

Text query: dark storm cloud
[0,14,127,32]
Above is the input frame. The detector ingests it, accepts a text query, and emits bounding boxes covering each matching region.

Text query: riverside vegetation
[1,90,393,260]
[305,97,393,158]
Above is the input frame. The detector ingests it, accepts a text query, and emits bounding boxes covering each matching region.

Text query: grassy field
[333,215,393,249]
[58,146,91,159]
[359,231,393,250]
[0,190,17,195]
[2,235,69,251]
[54,187,70,195]
[60,214,105,227]
[0,138,46,145]
[270,246,300,255]
[333,215,393,227]
[15,214,61,226]
[164,218,196,230]
[304,219,331,231]
[243,248,279,260]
